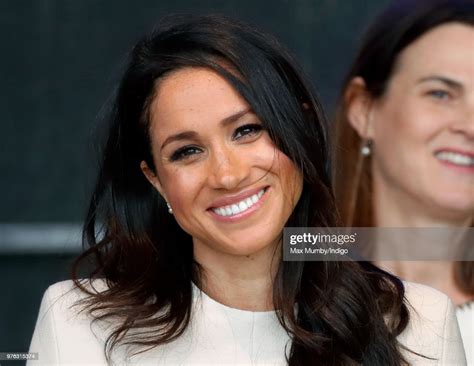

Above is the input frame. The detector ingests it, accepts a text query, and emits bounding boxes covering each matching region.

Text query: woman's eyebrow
[160,131,198,152]
[417,75,463,90]
[160,108,253,151]
[220,108,252,127]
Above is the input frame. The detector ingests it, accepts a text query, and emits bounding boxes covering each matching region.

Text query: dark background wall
[0,0,390,362]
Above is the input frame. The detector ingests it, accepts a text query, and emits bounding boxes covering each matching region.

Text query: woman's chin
[429,196,474,223]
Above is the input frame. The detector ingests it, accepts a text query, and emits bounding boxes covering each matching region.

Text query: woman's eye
[427,90,451,100]
[169,146,202,162]
[233,124,263,140]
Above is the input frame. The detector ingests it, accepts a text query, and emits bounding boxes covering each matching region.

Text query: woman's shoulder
[403,280,452,317]
[28,279,110,365]
[398,281,467,365]
[33,279,109,321]
[42,278,109,304]
[31,279,109,328]
[34,278,113,335]
[457,301,473,365]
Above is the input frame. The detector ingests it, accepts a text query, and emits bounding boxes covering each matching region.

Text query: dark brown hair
[332,0,474,295]
[73,14,411,365]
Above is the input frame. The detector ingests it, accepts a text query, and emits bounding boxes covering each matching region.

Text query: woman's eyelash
[169,124,263,162]
[233,124,263,140]
[169,146,202,162]
[427,90,451,100]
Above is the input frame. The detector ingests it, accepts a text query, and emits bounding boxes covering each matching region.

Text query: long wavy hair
[332,0,474,296]
[72,14,411,365]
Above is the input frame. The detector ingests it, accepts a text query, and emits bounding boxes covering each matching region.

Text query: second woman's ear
[344,77,375,139]
[140,160,167,200]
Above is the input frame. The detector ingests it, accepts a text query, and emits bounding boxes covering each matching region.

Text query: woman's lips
[434,149,474,174]
[208,187,270,222]
[208,186,269,208]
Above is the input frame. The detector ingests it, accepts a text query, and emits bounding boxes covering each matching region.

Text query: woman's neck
[373,181,471,227]
[192,239,279,311]
[377,260,472,305]
[372,174,472,305]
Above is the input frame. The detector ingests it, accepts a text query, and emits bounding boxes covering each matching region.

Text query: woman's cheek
[251,138,279,165]
[278,152,303,202]
[163,169,205,208]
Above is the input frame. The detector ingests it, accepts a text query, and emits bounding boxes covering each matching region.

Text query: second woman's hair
[332,0,474,295]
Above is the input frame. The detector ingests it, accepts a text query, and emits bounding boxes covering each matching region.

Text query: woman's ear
[345,77,375,139]
[140,161,166,200]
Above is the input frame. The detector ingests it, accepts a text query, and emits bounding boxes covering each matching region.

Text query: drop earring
[166,202,173,214]
[361,139,372,157]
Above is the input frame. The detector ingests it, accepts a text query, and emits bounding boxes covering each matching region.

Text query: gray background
[0,0,390,361]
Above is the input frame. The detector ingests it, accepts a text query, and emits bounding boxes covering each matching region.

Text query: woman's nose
[450,101,474,139]
[207,145,251,190]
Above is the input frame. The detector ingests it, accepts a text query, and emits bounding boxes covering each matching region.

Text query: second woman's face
[369,23,474,219]
[143,67,302,256]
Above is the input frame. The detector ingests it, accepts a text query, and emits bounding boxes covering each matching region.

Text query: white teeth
[212,189,266,217]
[245,198,253,207]
[231,204,239,215]
[239,201,248,211]
[435,151,474,166]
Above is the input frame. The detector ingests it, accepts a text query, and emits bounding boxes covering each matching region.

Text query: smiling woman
[28,14,465,365]
[332,0,474,363]
[140,68,302,268]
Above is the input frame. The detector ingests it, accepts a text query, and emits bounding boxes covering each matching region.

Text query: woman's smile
[208,186,270,222]
[434,148,474,174]
[361,23,474,217]
[141,67,302,256]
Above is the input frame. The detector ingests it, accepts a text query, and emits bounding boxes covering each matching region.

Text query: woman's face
[142,67,303,256]
[366,23,474,219]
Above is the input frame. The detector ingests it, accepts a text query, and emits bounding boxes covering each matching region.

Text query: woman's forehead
[393,23,474,81]
[148,68,251,139]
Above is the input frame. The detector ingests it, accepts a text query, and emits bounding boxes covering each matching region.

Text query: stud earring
[166,202,173,214]
[361,139,372,157]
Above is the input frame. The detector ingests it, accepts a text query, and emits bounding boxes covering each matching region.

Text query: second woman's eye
[427,89,451,101]
[169,146,203,162]
[233,123,263,140]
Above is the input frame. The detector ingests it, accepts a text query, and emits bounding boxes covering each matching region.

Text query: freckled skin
[142,68,303,258]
